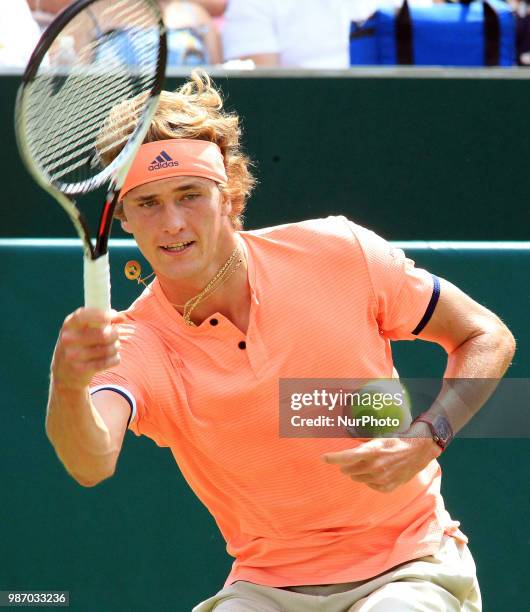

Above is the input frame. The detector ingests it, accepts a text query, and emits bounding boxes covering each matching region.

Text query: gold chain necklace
[172,245,243,326]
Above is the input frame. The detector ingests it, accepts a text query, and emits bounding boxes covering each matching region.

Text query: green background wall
[2,72,530,239]
[1,70,529,611]
[0,243,528,611]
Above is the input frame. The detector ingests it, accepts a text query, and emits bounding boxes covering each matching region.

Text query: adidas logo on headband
[148,150,180,171]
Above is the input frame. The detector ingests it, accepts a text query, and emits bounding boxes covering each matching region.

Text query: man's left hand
[321,431,441,493]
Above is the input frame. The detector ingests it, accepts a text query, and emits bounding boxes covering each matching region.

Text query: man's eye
[140,201,157,208]
[182,193,200,201]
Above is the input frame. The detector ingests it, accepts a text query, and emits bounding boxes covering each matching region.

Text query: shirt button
[210,318,218,326]
[238,341,246,350]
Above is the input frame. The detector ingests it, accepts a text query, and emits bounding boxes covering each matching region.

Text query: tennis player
[46,71,515,611]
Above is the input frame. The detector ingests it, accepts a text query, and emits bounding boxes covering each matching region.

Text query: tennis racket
[14,0,167,310]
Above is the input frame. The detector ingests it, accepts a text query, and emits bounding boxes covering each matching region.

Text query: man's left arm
[323,277,516,492]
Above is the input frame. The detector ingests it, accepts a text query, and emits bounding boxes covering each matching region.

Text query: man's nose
[162,202,186,232]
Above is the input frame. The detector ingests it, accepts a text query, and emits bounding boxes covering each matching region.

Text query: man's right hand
[47,307,130,486]
[51,308,123,391]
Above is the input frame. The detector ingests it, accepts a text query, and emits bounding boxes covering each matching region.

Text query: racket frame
[14,0,167,309]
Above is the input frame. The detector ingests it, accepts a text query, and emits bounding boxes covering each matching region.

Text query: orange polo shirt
[91,216,465,587]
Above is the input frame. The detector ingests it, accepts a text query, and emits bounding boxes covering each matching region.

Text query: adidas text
[148,160,180,171]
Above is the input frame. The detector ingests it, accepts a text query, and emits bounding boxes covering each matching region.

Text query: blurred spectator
[511,0,530,65]
[28,0,222,67]
[192,0,227,17]
[27,0,72,31]
[160,1,222,66]
[89,1,222,68]
[0,0,41,68]
[222,0,439,68]
[193,0,227,36]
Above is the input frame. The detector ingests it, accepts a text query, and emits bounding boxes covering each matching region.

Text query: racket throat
[94,191,119,257]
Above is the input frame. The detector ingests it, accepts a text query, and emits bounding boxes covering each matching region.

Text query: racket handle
[84,253,111,311]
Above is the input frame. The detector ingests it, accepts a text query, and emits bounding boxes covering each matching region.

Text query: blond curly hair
[99,70,255,230]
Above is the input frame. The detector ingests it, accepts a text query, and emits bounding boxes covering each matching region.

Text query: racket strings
[28,86,153,184]
[94,96,149,165]
[29,45,155,158]
[41,88,147,174]
[21,0,162,189]
[34,77,143,174]
[30,99,132,180]
[29,75,135,152]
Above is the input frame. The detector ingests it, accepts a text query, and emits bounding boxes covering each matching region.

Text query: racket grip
[84,253,111,311]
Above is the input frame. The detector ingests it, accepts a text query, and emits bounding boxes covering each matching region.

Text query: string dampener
[124,260,154,288]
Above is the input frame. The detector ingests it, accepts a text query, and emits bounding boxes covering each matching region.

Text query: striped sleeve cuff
[90,384,137,426]
[412,274,441,336]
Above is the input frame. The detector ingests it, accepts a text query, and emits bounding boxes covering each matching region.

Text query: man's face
[28,0,72,14]
[121,175,234,283]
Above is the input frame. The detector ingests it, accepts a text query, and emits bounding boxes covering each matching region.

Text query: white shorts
[193,534,481,611]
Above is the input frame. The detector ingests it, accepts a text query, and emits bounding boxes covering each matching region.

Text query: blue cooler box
[350,0,516,66]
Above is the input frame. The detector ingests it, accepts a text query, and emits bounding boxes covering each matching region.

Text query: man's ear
[219,187,232,216]
[115,203,133,234]
[120,218,133,234]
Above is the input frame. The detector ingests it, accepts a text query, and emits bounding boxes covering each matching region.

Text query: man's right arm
[46,308,131,487]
